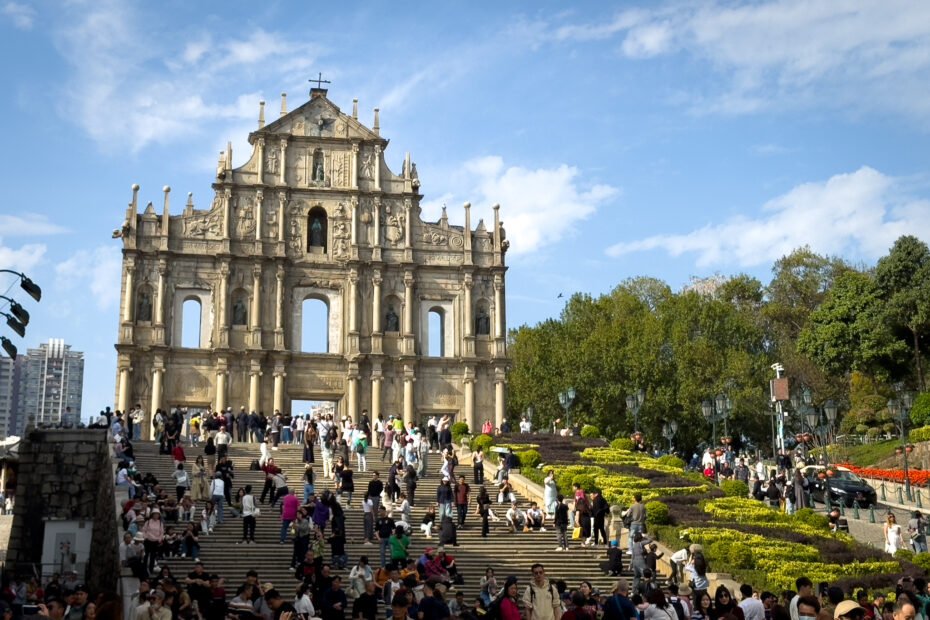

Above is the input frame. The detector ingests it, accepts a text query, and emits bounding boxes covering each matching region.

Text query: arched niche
[230,288,249,326]
[308,206,328,253]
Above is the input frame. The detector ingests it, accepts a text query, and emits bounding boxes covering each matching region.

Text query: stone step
[127,441,631,598]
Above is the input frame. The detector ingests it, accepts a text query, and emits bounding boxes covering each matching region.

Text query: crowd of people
[6,406,926,620]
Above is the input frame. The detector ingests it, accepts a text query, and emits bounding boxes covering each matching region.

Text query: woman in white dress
[543,470,559,518]
[884,512,904,554]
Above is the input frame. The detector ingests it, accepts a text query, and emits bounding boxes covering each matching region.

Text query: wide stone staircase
[129,440,630,599]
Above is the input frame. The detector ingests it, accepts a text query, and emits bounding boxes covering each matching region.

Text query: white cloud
[52,1,323,152]
[605,166,930,268]
[0,239,45,274]
[0,214,69,236]
[54,245,122,310]
[552,1,930,123]
[421,156,617,257]
[2,2,35,30]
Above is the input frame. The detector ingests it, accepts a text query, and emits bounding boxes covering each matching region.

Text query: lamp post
[0,270,42,302]
[889,386,915,501]
[626,388,645,433]
[558,387,576,431]
[702,397,730,485]
[662,420,678,454]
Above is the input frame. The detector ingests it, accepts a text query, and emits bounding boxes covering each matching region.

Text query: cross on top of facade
[309,72,331,89]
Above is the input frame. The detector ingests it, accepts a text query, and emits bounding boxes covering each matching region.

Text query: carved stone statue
[475,308,490,335]
[361,152,374,180]
[136,292,152,322]
[310,217,324,247]
[313,160,325,182]
[385,306,400,333]
[232,299,248,326]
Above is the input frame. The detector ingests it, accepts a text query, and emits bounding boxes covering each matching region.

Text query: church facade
[113,87,509,435]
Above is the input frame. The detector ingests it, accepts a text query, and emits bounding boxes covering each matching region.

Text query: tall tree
[874,235,930,391]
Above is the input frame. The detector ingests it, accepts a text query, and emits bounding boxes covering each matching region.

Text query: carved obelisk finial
[280,93,287,117]
[352,98,358,119]
[373,108,380,136]
[258,100,265,129]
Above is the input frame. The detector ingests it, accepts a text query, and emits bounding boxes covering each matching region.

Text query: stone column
[350,197,358,246]
[277,192,287,241]
[464,376,475,433]
[494,378,505,429]
[403,271,415,334]
[254,189,264,241]
[374,145,381,191]
[279,139,288,186]
[117,367,131,415]
[372,271,382,333]
[494,276,504,339]
[273,371,286,413]
[347,374,359,423]
[223,189,232,239]
[218,261,229,347]
[155,260,167,325]
[250,264,262,346]
[122,259,135,323]
[348,270,359,333]
[216,371,227,412]
[371,376,381,421]
[463,275,473,337]
[404,200,412,248]
[372,197,382,260]
[249,370,262,412]
[275,266,284,332]
[403,376,415,427]
[351,143,359,189]
[150,367,164,415]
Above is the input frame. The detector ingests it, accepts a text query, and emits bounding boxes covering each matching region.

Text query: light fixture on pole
[0,270,42,302]
[889,386,915,501]
[662,420,678,453]
[0,336,16,360]
[626,388,645,433]
[0,296,29,326]
[558,387,576,430]
[701,400,719,484]
[1,312,25,338]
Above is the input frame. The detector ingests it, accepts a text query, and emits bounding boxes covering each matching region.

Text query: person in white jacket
[240,485,258,544]
[259,439,270,468]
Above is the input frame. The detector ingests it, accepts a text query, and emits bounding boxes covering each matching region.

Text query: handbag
[572,526,583,540]
[253,507,261,517]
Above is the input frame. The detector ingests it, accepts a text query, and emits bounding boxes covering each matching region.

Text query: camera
[23,605,40,615]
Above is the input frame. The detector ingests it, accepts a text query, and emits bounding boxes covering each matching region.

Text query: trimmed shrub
[793,508,830,529]
[720,480,749,498]
[471,434,494,453]
[910,425,930,444]
[610,438,635,451]
[657,455,686,470]
[581,425,601,439]
[572,474,598,492]
[451,421,470,443]
[855,424,870,434]
[911,552,930,572]
[516,449,542,469]
[728,542,754,569]
[645,501,670,526]
[910,393,930,427]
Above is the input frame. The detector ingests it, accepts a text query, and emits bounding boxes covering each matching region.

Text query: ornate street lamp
[558,388,576,430]
[889,387,915,501]
[662,420,678,453]
[0,270,42,302]
[626,388,645,433]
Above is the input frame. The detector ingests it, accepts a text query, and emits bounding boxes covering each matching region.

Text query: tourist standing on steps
[270,412,282,449]
[303,465,316,503]
[375,507,395,567]
[454,475,470,527]
[404,461,418,507]
[623,493,647,552]
[367,471,384,515]
[260,458,281,503]
[543,470,558,518]
[381,423,395,462]
[554,495,570,551]
[437,478,454,520]
[522,564,561,620]
[203,437,217,475]
[236,408,249,443]
[240,485,257,544]
[209,472,226,524]
[589,489,610,547]
[141,509,164,574]
[474,447,485,484]
[281,488,300,544]
[304,421,317,463]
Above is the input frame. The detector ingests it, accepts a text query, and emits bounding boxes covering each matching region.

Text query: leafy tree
[874,235,930,391]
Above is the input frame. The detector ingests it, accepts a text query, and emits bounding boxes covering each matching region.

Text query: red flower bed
[838,463,930,486]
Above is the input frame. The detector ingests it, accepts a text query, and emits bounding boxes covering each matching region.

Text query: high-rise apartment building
[2,339,85,436]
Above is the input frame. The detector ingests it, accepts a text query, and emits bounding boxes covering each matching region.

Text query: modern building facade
[9,339,85,433]
[114,87,510,437]
[0,356,15,438]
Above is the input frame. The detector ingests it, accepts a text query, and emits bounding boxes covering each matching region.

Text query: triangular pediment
[258,93,382,142]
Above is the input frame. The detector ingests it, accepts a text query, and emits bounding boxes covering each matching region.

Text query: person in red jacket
[260,458,281,504]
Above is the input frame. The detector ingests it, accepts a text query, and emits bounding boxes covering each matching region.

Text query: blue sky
[2,1,930,421]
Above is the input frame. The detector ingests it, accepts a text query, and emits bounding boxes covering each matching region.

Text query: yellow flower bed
[755,559,900,591]
[702,497,853,542]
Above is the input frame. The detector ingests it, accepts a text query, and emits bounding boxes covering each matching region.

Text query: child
[328,527,347,569]
[600,540,623,576]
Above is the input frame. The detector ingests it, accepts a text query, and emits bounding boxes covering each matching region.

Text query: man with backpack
[521,563,561,620]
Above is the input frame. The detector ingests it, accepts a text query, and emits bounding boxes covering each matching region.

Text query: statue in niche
[385,306,400,333]
[232,299,248,326]
[312,150,325,183]
[136,291,152,322]
[310,217,324,247]
[475,308,490,335]
[361,152,374,180]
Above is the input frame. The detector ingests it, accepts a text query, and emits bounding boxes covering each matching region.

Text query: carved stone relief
[263,197,277,239]
[265,149,280,175]
[288,203,305,256]
[233,195,256,239]
[184,194,223,239]
[360,150,375,180]
[331,151,350,188]
[331,202,350,260]
[381,202,405,246]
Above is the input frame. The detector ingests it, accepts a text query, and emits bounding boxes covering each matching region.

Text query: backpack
[485,596,503,620]
[669,597,687,620]
[357,439,367,455]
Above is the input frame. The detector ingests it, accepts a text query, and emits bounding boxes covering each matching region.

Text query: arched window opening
[428,308,444,357]
[181,298,202,348]
[302,297,329,353]
[308,206,328,252]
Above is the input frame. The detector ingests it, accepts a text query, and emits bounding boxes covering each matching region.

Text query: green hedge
[471,434,494,453]
[910,425,930,443]
[516,449,542,469]
[580,425,600,439]
[720,480,749,498]
[610,438,635,450]
[645,501,670,525]
[656,455,686,470]
[451,421,470,443]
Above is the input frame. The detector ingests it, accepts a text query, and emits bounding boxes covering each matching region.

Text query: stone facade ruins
[114,88,509,434]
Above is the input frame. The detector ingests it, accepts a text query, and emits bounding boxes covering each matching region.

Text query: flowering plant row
[755,559,900,591]
[836,463,930,486]
[701,497,852,542]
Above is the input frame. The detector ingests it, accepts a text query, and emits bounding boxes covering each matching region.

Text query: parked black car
[803,465,878,507]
